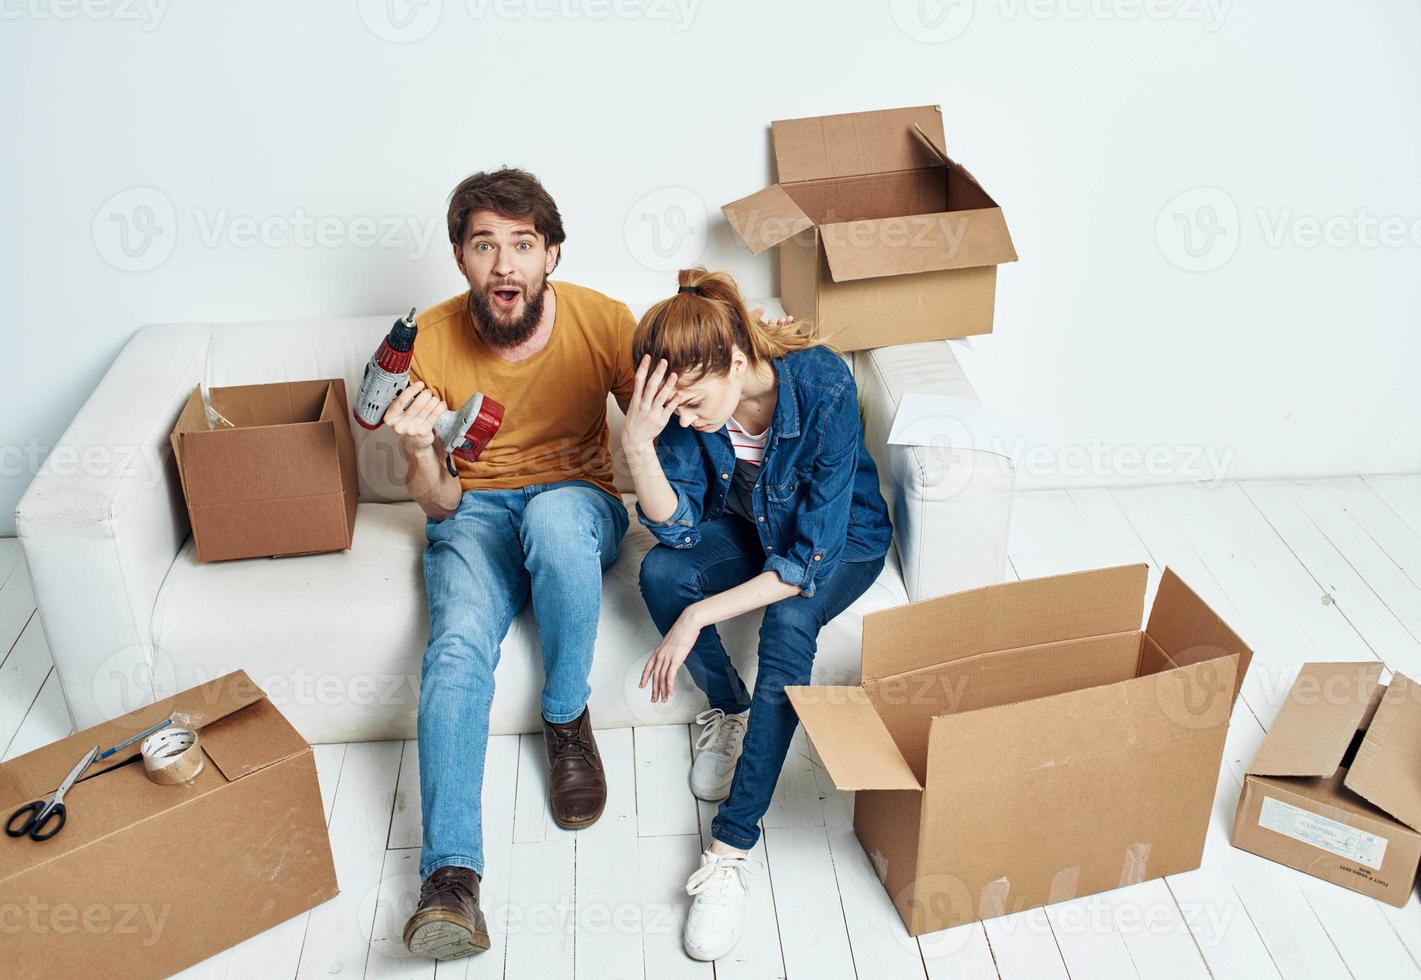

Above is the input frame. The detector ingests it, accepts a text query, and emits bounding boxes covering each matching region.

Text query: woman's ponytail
[633,267,826,380]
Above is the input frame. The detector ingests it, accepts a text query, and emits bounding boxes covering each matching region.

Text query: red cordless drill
[355,309,504,477]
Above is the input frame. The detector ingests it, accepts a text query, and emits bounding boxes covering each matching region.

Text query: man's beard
[468,277,548,349]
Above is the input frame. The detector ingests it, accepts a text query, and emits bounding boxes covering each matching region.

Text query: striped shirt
[726,417,770,465]
[723,417,770,524]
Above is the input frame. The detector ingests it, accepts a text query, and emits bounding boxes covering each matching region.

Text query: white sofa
[14,307,1015,744]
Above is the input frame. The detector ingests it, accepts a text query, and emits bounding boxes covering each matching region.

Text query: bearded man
[384,168,637,960]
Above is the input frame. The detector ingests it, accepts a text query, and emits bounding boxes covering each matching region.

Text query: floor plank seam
[0,607,37,670]
[1238,482,1388,663]
[1162,878,1216,980]
[1298,483,1421,649]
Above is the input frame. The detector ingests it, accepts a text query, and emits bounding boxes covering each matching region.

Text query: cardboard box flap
[819,207,1017,282]
[785,686,922,791]
[169,385,211,501]
[861,564,1148,681]
[1344,672,1421,831]
[0,741,232,879]
[722,184,814,255]
[1146,569,1254,706]
[177,417,345,504]
[1247,661,1382,778]
[910,123,949,165]
[172,384,210,435]
[201,696,311,781]
[927,654,1236,786]
[0,764,23,811]
[0,670,266,805]
[326,380,360,540]
[212,379,334,428]
[772,105,947,183]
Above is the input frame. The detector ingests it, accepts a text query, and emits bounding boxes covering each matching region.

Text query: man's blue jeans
[637,515,885,851]
[418,480,629,880]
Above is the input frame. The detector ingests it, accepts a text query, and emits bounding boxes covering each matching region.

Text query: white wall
[3,0,1419,533]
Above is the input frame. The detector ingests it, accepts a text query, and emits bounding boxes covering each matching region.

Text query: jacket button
[813,555,822,561]
[683,536,691,543]
[720,473,729,480]
[758,516,765,523]
[767,546,774,551]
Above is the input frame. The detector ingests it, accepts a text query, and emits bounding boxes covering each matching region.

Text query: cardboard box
[721,104,1018,351]
[1,670,338,977]
[787,564,1251,935]
[1231,661,1421,905]
[170,379,359,562]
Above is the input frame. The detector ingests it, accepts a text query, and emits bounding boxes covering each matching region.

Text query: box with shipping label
[169,379,359,562]
[787,564,1251,935]
[0,670,339,978]
[1231,661,1421,905]
[722,104,1018,351]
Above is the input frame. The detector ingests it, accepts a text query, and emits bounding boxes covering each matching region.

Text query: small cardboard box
[787,564,1251,935]
[169,379,359,562]
[0,670,339,977]
[722,104,1018,351]
[1231,661,1421,906]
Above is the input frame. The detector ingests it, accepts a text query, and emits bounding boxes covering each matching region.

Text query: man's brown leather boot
[543,706,607,829]
[402,866,491,960]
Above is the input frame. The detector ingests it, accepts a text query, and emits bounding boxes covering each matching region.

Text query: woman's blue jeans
[417,480,628,880]
[637,514,885,851]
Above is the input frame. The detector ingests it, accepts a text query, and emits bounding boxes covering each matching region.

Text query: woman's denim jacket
[635,345,892,598]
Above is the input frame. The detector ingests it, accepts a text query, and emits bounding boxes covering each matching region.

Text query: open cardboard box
[787,564,1252,935]
[169,379,359,562]
[722,104,1018,351]
[1231,661,1421,905]
[0,670,338,977]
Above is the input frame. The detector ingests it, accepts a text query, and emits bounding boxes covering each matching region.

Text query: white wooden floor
[7,476,1421,979]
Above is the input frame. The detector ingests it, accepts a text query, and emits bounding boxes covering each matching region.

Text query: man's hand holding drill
[385,381,447,459]
[386,381,462,520]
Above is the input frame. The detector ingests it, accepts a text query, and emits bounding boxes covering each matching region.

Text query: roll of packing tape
[141,726,204,785]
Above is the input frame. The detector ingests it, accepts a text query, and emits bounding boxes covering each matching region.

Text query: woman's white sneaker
[690,708,748,801]
[683,848,763,961]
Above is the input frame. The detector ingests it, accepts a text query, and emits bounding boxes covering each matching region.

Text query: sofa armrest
[14,323,211,729]
[854,341,1015,601]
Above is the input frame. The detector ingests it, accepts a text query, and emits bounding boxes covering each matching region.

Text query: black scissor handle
[28,802,66,841]
[6,800,43,838]
[5,800,65,841]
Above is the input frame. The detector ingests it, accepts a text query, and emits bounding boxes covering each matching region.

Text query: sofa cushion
[149,496,909,743]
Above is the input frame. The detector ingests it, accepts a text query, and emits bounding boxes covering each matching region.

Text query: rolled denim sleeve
[764,383,858,598]
[634,421,708,550]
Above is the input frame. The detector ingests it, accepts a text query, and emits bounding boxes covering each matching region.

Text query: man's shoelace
[548,725,602,769]
[695,708,747,756]
[685,852,763,906]
[421,872,475,907]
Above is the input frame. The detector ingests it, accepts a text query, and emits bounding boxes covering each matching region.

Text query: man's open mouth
[490,286,522,309]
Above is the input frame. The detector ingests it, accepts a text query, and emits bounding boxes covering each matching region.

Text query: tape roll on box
[141,726,204,785]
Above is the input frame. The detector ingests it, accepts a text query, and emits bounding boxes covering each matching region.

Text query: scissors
[6,745,99,842]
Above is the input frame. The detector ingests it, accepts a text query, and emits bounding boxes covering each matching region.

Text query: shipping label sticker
[1259,796,1389,871]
